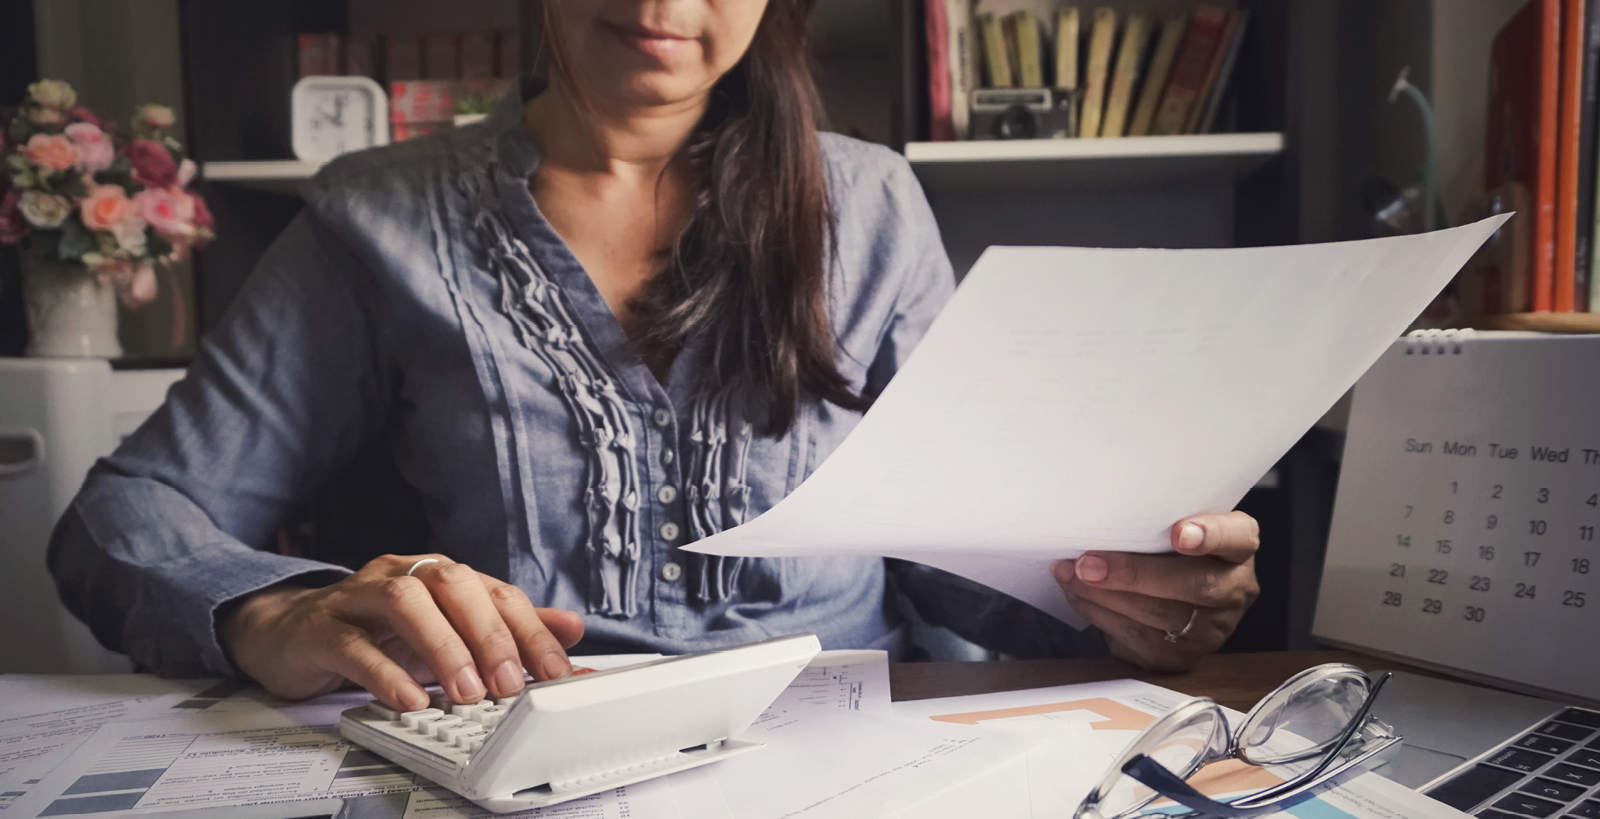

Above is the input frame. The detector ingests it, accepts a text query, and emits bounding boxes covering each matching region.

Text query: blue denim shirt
[48,87,1102,678]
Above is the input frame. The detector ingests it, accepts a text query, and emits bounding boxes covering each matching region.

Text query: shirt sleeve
[865,159,1108,660]
[48,210,391,678]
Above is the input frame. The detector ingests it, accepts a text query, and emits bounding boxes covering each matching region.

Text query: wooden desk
[891,650,1426,712]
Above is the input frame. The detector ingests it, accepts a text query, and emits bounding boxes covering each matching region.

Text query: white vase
[21,255,122,359]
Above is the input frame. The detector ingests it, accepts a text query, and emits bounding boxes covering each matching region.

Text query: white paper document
[891,678,1474,819]
[693,707,1034,819]
[894,679,1189,818]
[769,650,891,715]
[0,677,220,812]
[401,782,680,819]
[689,217,1509,623]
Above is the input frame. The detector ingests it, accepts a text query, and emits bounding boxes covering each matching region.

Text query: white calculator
[339,633,821,812]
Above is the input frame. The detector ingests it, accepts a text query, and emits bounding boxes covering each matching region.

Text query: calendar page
[1314,331,1600,703]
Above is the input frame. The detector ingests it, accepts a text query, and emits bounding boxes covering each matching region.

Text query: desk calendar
[1315,331,1600,703]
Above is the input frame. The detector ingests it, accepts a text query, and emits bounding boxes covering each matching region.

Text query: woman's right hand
[221,554,586,712]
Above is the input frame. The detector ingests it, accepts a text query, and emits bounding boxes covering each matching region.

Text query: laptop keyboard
[1427,708,1600,819]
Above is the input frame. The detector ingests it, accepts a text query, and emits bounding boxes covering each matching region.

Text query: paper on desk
[686,707,1035,819]
[0,676,219,721]
[0,677,220,812]
[892,679,1475,819]
[689,216,1510,624]
[402,782,680,819]
[895,678,1185,818]
[5,712,433,819]
[769,650,891,715]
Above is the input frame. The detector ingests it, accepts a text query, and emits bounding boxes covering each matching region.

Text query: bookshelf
[889,0,1300,281]
[905,131,1283,191]
[1472,313,1600,333]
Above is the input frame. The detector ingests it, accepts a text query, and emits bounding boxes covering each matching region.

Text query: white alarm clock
[291,75,389,163]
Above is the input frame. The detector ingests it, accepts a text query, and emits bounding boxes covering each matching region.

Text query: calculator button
[465,735,486,752]
[1490,748,1556,773]
[366,701,401,722]
[452,702,490,721]
[476,705,508,728]
[439,722,479,743]
[1568,749,1600,771]
[1519,779,1586,804]
[1431,765,1527,811]
[424,715,462,737]
[1572,801,1600,819]
[1545,765,1600,788]
[1520,735,1577,755]
[1539,723,1597,743]
[456,729,487,749]
[1493,794,1565,818]
[400,708,444,731]
[1558,711,1600,729]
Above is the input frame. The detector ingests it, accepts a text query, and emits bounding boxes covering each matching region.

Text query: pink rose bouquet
[1,79,214,308]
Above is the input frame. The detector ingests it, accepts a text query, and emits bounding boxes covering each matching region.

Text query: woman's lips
[604,21,694,60]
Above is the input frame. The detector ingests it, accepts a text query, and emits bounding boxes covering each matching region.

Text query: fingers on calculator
[363,692,519,754]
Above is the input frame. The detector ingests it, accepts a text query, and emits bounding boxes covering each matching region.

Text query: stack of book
[924,2,1249,141]
[1482,0,1600,314]
[295,31,519,143]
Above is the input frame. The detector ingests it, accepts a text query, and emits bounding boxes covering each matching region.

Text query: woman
[49,0,1261,712]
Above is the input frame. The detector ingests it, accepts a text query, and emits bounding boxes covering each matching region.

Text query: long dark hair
[539,0,869,436]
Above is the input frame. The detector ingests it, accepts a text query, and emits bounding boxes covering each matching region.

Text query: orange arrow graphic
[929,698,1158,731]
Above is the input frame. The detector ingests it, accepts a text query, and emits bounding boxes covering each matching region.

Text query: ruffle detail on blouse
[685,388,753,605]
[461,165,643,619]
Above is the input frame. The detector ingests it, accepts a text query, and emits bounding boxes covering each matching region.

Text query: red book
[1184,10,1239,133]
[925,0,954,141]
[1557,0,1587,311]
[1150,5,1229,136]
[1488,0,1563,312]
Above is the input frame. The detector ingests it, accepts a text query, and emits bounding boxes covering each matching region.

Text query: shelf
[1471,313,1600,333]
[202,161,324,195]
[904,132,1285,192]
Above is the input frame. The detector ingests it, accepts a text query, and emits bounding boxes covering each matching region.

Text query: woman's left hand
[1054,511,1261,672]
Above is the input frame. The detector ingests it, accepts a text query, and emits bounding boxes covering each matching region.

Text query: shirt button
[660,522,680,541]
[660,562,683,582]
[657,485,677,504]
[652,408,672,427]
[661,448,675,466]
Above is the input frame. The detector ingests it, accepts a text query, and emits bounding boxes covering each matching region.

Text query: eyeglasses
[1074,664,1401,819]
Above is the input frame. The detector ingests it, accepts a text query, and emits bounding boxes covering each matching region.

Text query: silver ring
[1165,607,1199,643]
[405,558,441,577]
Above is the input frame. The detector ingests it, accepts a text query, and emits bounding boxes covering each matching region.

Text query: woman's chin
[587,73,717,112]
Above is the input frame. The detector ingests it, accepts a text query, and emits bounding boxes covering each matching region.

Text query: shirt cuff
[145,548,352,679]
